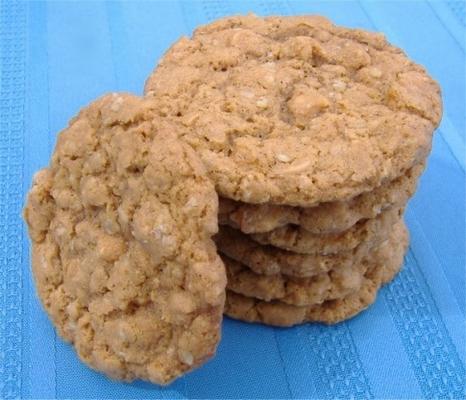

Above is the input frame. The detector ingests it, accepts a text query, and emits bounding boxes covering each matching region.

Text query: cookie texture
[251,207,401,255]
[145,14,441,206]
[224,219,403,306]
[225,252,367,306]
[215,221,390,278]
[24,94,226,385]
[224,221,408,326]
[219,163,423,234]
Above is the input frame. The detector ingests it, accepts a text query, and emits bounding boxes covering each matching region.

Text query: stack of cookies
[24,14,442,385]
[144,15,442,327]
[216,167,420,326]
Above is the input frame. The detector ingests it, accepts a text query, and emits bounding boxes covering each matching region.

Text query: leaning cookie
[218,163,423,234]
[145,14,441,206]
[224,222,408,326]
[24,94,226,385]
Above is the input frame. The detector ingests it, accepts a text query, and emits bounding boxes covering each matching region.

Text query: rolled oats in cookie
[145,14,441,206]
[224,270,380,327]
[218,163,423,234]
[214,223,390,278]
[223,219,404,306]
[224,251,369,306]
[23,93,226,385]
[250,207,402,255]
[224,221,408,326]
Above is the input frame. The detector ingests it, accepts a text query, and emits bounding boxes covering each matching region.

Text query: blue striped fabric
[0,2,26,399]
[447,1,465,26]
[1,0,464,398]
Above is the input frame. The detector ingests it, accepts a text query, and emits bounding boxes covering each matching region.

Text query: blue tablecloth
[1,1,465,398]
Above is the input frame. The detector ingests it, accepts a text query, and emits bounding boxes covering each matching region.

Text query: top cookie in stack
[144,14,442,326]
[144,14,441,207]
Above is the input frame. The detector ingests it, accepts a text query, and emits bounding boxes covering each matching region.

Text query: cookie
[24,94,226,385]
[214,221,390,278]
[145,14,441,206]
[224,221,408,326]
[223,219,403,306]
[381,223,410,284]
[250,207,402,255]
[225,252,367,307]
[218,163,423,234]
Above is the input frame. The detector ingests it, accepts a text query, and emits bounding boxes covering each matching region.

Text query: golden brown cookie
[225,253,367,307]
[223,219,404,306]
[218,163,423,234]
[250,207,402,255]
[381,223,410,285]
[145,14,441,207]
[24,94,226,385]
[224,222,408,326]
[214,219,391,278]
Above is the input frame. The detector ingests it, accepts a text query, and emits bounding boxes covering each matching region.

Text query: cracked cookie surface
[224,221,408,326]
[24,94,226,385]
[145,14,441,206]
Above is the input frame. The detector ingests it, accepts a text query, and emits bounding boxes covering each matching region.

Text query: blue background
[1,0,465,398]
